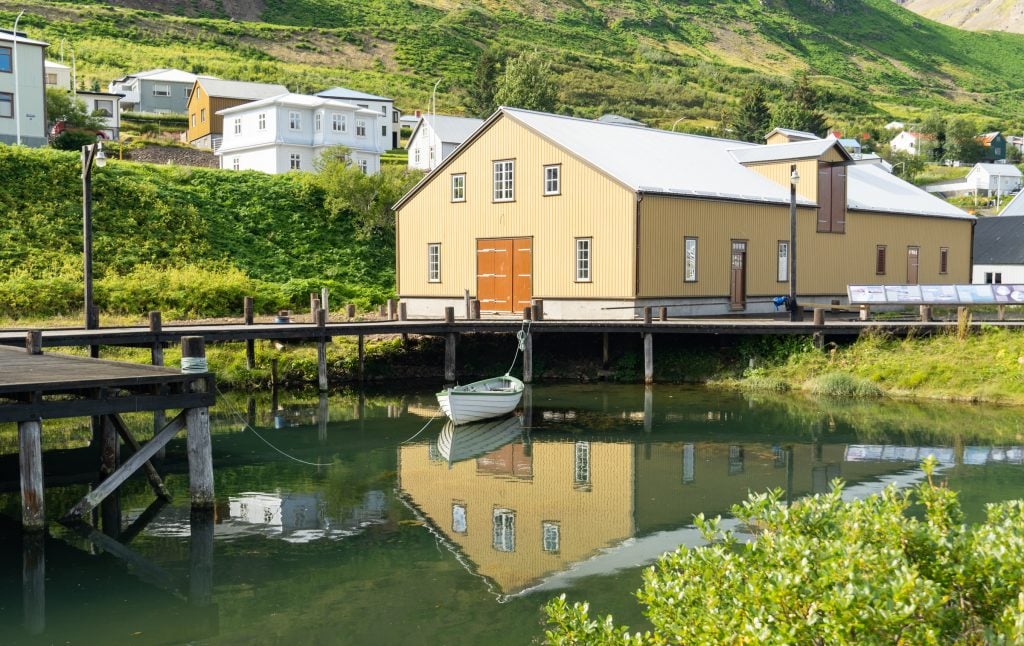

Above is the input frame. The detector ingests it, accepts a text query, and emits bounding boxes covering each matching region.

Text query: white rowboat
[436,415,524,465]
[436,375,525,425]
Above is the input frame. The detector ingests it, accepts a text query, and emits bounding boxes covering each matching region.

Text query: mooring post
[920,305,933,322]
[523,311,534,384]
[388,298,397,320]
[182,336,214,509]
[660,307,668,322]
[464,289,471,320]
[444,306,455,324]
[523,385,533,429]
[859,305,870,321]
[357,334,365,382]
[22,531,45,635]
[532,299,544,321]
[813,308,825,326]
[398,302,409,346]
[320,287,330,317]
[346,303,356,321]
[379,303,387,317]
[644,333,654,385]
[18,419,44,531]
[643,306,652,325]
[471,299,481,320]
[189,508,215,608]
[25,330,42,355]
[997,305,1005,321]
[243,297,255,370]
[602,332,610,369]
[445,333,457,383]
[316,308,328,392]
[310,293,318,320]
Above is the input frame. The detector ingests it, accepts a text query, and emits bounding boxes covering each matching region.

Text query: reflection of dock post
[318,393,329,442]
[643,385,653,433]
[189,508,215,608]
[785,446,794,507]
[22,531,45,635]
[602,332,610,369]
[357,335,365,383]
[522,384,533,428]
[183,337,215,509]
[643,334,654,385]
[316,308,328,392]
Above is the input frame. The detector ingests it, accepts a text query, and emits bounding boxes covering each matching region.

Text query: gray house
[108,68,215,114]
[0,30,48,147]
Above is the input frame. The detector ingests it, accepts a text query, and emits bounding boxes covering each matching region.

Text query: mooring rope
[401,406,444,444]
[505,318,532,376]
[215,385,334,467]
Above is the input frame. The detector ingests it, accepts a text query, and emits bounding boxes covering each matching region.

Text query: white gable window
[332,113,346,132]
[153,84,171,97]
[684,237,697,282]
[427,243,441,282]
[493,160,514,202]
[258,113,266,130]
[233,117,241,135]
[380,105,387,116]
[492,509,515,552]
[289,153,301,170]
[289,111,301,130]
[451,173,466,202]
[544,164,561,196]
[356,120,367,137]
[315,111,322,132]
[190,113,196,127]
[575,238,592,282]
[232,157,240,171]
[184,87,193,98]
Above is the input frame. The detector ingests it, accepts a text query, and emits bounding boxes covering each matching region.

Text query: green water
[2,384,1024,645]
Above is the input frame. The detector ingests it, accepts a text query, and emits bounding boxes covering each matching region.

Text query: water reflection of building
[399,437,914,597]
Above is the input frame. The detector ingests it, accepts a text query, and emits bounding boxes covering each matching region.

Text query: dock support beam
[357,335,365,382]
[183,337,214,509]
[445,333,457,383]
[522,306,533,384]
[602,333,610,368]
[644,333,654,385]
[243,297,255,369]
[316,308,328,392]
[19,419,45,531]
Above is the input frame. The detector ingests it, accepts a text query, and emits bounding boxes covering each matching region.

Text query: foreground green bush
[545,458,1024,645]
[806,371,883,398]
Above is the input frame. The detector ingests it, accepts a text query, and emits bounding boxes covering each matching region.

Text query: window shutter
[817,163,831,232]
[831,165,846,233]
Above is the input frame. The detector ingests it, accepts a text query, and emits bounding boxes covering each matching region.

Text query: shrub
[544,458,1024,644]
[741,374,791,392]
[806,371,882,398]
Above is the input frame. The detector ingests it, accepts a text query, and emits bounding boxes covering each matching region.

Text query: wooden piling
[320,287,330,317]
[316,308,328,392]
[523,328,533,384]
[149,311,164,365]
[643,306,652,325]
[346,303,356,320]
[399,302,409,346]
[464,289,471,320]
[189,509,215,607]
[243,297,255,370]
[813,308,825,327]
[859,305,870,321]
[444,306,455,324]
[659,307,668,322]
[643,385,653,432]
[471,299,481,320]
[18,419,44,531]
[379,303,387,317]
[25,330,42,355]
[357,334,365,382]
[920,305,933,322]
[602,332,610,368]
[318,393,329,443]
[445,333,457,382]
[998,305,1006,321]
[99,413,119,480]
[22,532,45,635]
[532,299,544,321]
[387,298,397,320]
[522,306,533,321]
[643,333,654,384]
[182,337,214,508]
[310,293,319,318]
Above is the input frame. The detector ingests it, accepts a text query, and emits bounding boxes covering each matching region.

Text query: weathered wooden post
[643,306,652,325]
[19,417,44,531]
[464,289,471,320]
[602,332,610,369]
[379,303,387,317]
[644,333,654,384]
[522,384,533,429]
[99,405,119,480]
[311,297,320,322]
[522,307,534,384]
[997,304,1006,321]
[346,303,356,320]
[532,299,544,321]
[25,330,42,355]
[398,302,409,346]
[388,298,397,320]
[444,306,457,382]
[812,308,826,350]
[920,305,933,322]
[659,307,668,322]
[357,334,365,383]
[316,308,328,392]
[320,287,330,317]
[471,299,481,320]
[243,297,255,370]
[182,336,214,509]
[149,311,167,458]
[444,306,455,324]
[859,305,870,321]
[22,532,45,635]
[813,308,825,326]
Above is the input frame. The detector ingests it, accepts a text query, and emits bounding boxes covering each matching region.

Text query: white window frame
[0,92,13,118]
[544,164,561,196]
[380,105,387,116]
[381,124,387,137]
[684,237,698,283]
[332,113,346,133]
[575,237,592,283]
[777,240,789,282]
[574,441,591,484]
[451,173,466,202]
[493,159,514,202]
[233,117,241,135]
[315,111,322,132]
[356,120,367,137]
[152,83,171,97]
[289,153,301,170]
[492,509,515,552]
[184,87,193,98]
[200,108,206,123]
[357,159,368,174]
[452,503,467,534]
[427,243,441,282]
[190,113,196,127]
[94,100,114,117]
[414,148,421,163]
[231,157,240,171]
[258,113,266,131]
[542,521,560,553]
[289,111,301,130]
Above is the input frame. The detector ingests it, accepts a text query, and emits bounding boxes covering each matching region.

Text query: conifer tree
[731,84,771,143]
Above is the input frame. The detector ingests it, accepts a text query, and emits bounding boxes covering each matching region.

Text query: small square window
[544,164,561,196]
[356,120,367,137]
[332,113,346,132]
[232,157,240,171]
[451,174,466,202]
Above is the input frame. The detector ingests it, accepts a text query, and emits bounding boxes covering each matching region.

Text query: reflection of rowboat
[436,375,524,425]
[437,415,523,465]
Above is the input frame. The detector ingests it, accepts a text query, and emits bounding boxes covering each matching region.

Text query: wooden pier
[0,336,216,530]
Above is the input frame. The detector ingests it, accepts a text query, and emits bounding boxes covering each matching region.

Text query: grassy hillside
[897,0,1024,35]
[5,0,1024,131]
[0,146,418,319]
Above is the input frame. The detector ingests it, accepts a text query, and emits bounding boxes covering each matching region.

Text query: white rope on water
[505,318,532,376]
[401,407,444,444]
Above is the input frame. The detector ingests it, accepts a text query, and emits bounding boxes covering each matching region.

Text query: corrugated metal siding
[639,196,973,298]
[186,85,209,142]
[396,117,637,299]
[744,159,821,202]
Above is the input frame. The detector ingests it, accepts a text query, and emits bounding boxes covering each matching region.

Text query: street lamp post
[82,141,106,351]
[789,164,802,322]
[12,10,24,146]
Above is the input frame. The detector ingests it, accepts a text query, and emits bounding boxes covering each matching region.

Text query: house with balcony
[186,78,288,150]
[407,114,483,171]
[215,92,384,174]
[108,68,214,114]
[0,29,48,147]
[316,86,400,149]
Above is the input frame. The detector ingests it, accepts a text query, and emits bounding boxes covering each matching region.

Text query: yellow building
[393,108,974,319]
[186,78,288,150]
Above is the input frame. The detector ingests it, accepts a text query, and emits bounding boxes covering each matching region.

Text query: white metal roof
[113,68,214,84]
[1001,191,1024,217]
[197,79,289,100]
[411,114,484,146]
[847,163,971,219]
[316,86,392,102]
[45,60,70,70]
[0,32,48,47]
[968,163,1023,179]
[728,138,850,164]
[505,108,813,206]
[765,127,819,141]
[596,114,647,127]
[216,92,378,116]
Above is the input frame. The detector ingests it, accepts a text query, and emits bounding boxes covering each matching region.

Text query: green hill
[5,0,1024,131]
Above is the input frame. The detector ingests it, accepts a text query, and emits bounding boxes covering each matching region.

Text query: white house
[215,92,384,174]
[884,121,905,131]
[44,60,71,90]
[407,114,483,171]
[889,131,933,156]
[316,86,400,150]
[76,90,122,140]
[966,163,1023,197]
[0,30,48,147]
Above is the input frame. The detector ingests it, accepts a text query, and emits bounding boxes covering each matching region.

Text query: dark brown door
[477,239,516,312]
[907,246,920,284]
[730,240,747,310]
[512,238,533,314]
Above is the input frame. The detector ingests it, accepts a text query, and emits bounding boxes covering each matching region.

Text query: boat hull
[437,376,524,425]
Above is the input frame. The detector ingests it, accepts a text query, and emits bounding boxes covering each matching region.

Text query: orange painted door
[477,239,514,312]
[512,238,533,314]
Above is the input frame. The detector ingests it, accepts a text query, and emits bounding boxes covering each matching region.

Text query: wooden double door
[477,238,532,313]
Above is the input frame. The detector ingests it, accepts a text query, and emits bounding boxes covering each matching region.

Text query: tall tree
[731,84,771,143]
[771,73,828,137]
[493,51,558,113]
[945,117,983,164]
[464,46,505,119]
[918,112,946,161]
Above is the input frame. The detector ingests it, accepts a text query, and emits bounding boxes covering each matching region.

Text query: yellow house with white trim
[393,108,973,319]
